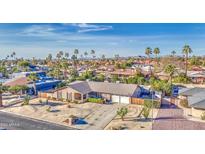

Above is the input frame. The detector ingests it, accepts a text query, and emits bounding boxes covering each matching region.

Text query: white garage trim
[112,95,120,103]
[112,95,130,104]
[120,96,130,104]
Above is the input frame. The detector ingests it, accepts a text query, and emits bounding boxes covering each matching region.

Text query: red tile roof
[3,77,31,87]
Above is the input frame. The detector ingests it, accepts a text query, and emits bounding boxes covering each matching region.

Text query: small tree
[117,107,128,121]
[0,83,8,107]
[22,95,30,106]
[142,107,151,119]
[46,106,51,112]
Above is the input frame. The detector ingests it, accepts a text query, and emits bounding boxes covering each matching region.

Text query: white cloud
[69,23,113,33]
[18,24,57,36]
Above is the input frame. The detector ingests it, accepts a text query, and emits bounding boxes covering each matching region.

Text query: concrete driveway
[76,103,126,130]
[153,98,205,130]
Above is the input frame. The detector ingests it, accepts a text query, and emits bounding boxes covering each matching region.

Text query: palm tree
[59,51,64,56]
[145,47,152,74]
[65,52,69,59]
[153,47,160,59]
[5,55,9,60]
[182,45,193,77]
[56,53,61,60]
[28,73,39,95]
[91,50,95,59]
[71,54,77,68]
[101,54,106,60]
[171,50,176,57]
[61,61,69,79]
[164,64,176,85]
[114,54,120,60]
[74,49,79,58]
[153,47,160,65]
[47,53,52,61]
[84,51,88,59]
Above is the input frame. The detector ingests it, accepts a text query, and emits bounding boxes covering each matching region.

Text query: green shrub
[87,98,104,103]
[39,99,43,104]
[21,95,30,106]
[73,100,78,104]
[144,99,161,108]
[46,106,51,112]
[173,73,191,84]
[180,99,189,108]
[142,107,151,119]
[201,112,205,120]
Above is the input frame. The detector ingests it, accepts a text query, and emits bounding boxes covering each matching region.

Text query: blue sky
[0,23,205,59]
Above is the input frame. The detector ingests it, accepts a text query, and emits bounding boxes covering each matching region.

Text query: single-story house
[11,71,46,79]
[179,87,205,109]
[39,81,151,104]
[3,76,30,86]
[187,71,205,84]
[3,76,61,95]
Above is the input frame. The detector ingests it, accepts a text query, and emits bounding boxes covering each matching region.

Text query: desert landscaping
[1,97,159,130]
[105,104,159,130]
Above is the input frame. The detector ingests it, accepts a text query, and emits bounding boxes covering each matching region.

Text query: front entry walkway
[153,98,205,130]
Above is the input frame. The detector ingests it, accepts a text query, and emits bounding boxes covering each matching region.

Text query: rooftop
[68,81,140,97]
[179,87,205,109]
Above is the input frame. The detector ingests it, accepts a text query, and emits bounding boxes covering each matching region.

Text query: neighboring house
[39,81,153,104]
[96,68,137,78]
[187,71,205,84]
[132,63,154,72]
[179,87,205,109]
[3,76,61,95]
[11,71,46,79]
[3,76,30,87]
[109,69,137,77]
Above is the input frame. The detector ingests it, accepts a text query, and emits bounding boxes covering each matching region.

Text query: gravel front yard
[2,98,105,129]
[105,104,159,130]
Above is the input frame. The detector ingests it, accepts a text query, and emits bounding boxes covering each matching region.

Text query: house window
[74,93,82,100]
[83,94,87,99]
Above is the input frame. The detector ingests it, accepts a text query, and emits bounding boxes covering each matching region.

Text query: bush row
[87,98,104,103]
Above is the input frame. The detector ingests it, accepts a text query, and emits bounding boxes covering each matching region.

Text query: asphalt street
[0,111,76,130]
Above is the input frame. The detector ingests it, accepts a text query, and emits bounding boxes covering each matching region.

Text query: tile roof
[189,99,205,109]
[179,87,205,96]
[3,77,31,87]
[68,81,92,94]
[179,87,205,109]
[68,81,139,97]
